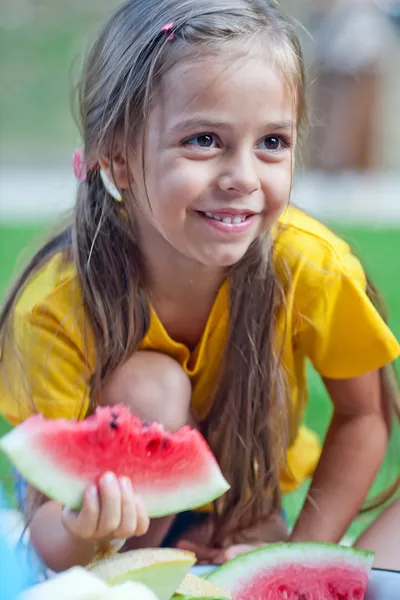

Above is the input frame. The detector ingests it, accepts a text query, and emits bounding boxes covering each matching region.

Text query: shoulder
[15,252,82,320]
[12,250,95,367]
[273,205,366,291]
[0,253,94,424]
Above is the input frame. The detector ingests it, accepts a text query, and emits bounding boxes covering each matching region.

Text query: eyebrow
[171,117,295,134]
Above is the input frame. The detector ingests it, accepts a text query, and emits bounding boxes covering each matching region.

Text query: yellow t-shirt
[0,206,399,494]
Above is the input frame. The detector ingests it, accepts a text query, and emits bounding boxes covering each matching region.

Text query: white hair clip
[100,169,123,202]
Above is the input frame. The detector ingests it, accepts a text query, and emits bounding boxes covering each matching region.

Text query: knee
[99,351,193,432]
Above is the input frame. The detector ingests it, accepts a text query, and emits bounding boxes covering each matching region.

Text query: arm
[290,369,389,543]
[30,500,97,572]
[29,474,149,572]
[355,496,400,570]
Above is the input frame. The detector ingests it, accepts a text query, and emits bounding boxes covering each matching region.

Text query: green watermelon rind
[0,422,230,517]
[206,542,374,590]
[172,596,227,599]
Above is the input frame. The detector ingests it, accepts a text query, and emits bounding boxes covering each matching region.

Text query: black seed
[146,439,161,452]
[109,420,119,430]
[161,438,171,450]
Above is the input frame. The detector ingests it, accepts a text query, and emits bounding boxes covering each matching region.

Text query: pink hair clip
[73,149,87,182]
[72,149,98,182]
[161,22,174,41]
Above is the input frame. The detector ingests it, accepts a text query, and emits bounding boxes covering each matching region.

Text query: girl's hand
[176,540,265,565]
[61,472,149,548]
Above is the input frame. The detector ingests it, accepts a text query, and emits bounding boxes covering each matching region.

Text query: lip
[196,210,258,234]
[199,208,258,216]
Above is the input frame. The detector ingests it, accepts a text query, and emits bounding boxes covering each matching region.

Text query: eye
[185,133,217,148]
[257,135,289,152]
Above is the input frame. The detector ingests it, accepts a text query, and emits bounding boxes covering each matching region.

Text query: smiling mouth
[198,211,255,224]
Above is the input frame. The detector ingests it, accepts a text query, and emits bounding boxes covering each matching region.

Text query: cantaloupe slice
[88,548,196,600]
[173,573,231,599]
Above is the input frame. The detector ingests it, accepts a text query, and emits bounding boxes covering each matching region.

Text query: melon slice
[206,543,374,599]
[88,547,196,600]
[0,404,229,517]
[173,573,231,599]
[20,566,158,600]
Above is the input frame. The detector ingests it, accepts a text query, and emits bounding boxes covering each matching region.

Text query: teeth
[204,212,246,224]
[205,212,222,221]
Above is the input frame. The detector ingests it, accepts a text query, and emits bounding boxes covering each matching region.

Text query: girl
[0,0,399,573]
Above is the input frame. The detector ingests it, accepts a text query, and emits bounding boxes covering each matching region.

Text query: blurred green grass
[0,3,118,163]
[0,221,399,539]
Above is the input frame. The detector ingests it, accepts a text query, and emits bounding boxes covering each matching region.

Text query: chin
[200,248,250,268]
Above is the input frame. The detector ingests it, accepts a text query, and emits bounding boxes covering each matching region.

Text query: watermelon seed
[161,438,171,450]
[109,412,119,430]
[146,439,161,453]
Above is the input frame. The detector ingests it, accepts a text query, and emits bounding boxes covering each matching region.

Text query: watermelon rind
[0,422,230,517]
[88,548,195,600]
[206,542,374,592]
[172,597,227,600]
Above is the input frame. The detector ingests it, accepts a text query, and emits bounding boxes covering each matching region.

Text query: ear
[98,145,129,190]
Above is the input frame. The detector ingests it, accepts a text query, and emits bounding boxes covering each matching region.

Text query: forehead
[153,47,296,130]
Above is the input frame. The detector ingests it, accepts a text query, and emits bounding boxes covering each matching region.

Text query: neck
[137,221,227,306]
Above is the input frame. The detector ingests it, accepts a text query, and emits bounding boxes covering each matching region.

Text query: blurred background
[0,0,399,541]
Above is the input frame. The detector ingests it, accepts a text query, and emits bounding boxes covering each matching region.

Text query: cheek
[263,162,292,212]
[150,157,212,208]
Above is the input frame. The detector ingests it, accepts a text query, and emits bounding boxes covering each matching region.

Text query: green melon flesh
[206,543,374,600]
[0,405,230,517]
[174,573,231,599]
[88,548,195,600]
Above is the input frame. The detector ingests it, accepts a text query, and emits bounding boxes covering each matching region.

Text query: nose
[217,149,261,196]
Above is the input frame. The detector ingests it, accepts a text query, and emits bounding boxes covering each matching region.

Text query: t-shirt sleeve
[295,249,400,379]
[0,302,92,425]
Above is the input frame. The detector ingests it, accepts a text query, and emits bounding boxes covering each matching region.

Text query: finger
[133,495,150,537]
[97,472,122,537]
[222,544,256,562]
[62,485,99,538]
[114,477,137,538]
[176,540,220,563]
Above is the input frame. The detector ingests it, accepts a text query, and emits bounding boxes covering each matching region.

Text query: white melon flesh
[20,567,159,600]
[20,567,109,600]
[174,573,231,598]
[0,408,230,517]
[207,543,374,599]
[88,548,196,600]
[106,581,158,600]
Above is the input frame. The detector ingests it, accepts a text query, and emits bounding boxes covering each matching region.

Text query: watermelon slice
[206,543,374,599]
[0,404,229,517]
[88,547,195,600]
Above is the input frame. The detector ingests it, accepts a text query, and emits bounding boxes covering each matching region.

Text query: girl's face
[129,49,296,268]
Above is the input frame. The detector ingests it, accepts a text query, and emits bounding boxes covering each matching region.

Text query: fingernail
[62,506,76,519]
[102,472,116,485]
[120,477,131,493]
[135,495,145,510]
[88,485,98,500]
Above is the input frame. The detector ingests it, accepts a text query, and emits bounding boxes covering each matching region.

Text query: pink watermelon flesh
[207,543,374,600]
[0,404,230,517]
